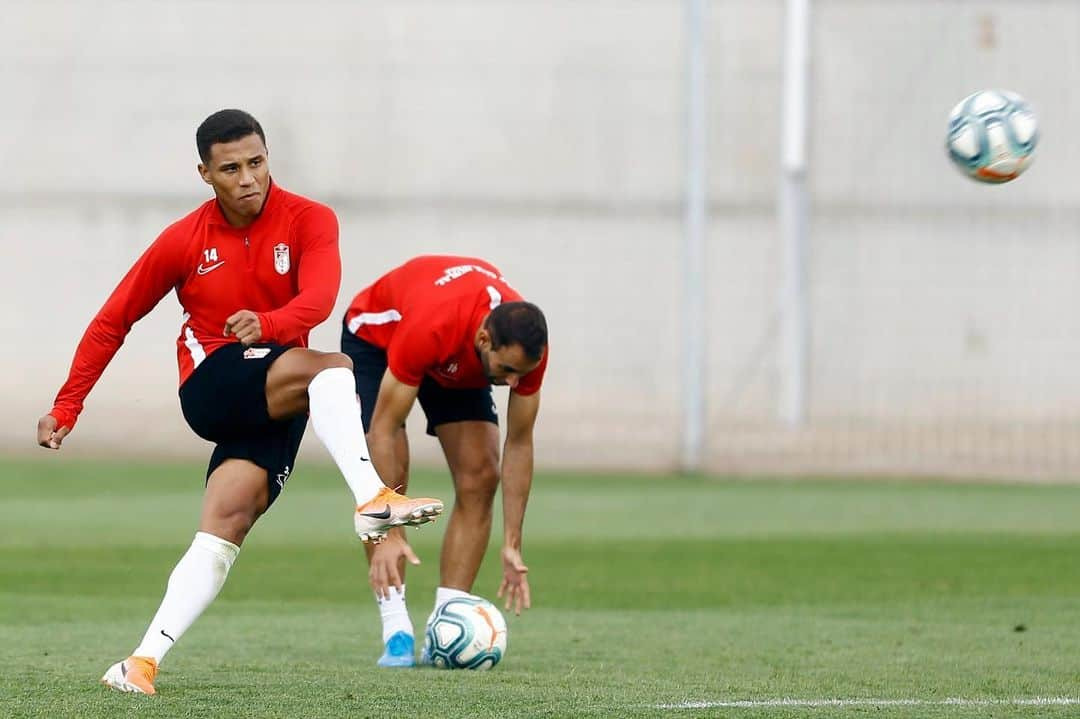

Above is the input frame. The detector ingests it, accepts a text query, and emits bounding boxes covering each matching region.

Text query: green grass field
[4,458,1080,718]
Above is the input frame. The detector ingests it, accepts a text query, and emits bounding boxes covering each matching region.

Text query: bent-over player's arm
[502,389,540,550]
[498,388,541,614]
[370,318,446,486]
[39,232,185,448]
[367,371,420,490]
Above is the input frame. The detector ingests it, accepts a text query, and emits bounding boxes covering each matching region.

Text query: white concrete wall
[3,0,1078,478]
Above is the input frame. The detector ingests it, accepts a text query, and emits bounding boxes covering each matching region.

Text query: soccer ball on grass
[424,596,507,670]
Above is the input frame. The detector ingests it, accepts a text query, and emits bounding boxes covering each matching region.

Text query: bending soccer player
[340,255,548,667]
[36,109,443,695]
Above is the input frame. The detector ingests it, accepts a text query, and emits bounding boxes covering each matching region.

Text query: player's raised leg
[265,348,443,541]
[101,459,264,695]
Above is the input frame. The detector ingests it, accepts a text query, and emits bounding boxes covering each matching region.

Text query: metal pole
[779,0,811,426]
[681,0,707,472]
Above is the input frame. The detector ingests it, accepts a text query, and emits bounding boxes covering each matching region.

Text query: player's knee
[297,350,352,383]
[453,467,499,510]
[321,352,353,372]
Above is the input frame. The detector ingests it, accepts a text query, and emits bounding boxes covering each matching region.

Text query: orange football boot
[354,486,444,543]
[101,655,158,695]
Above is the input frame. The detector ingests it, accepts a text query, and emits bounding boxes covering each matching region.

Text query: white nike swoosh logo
[196,261,226,275]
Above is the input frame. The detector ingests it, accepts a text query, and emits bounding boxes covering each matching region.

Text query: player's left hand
[224,310,263,346]
[497,546,531,615]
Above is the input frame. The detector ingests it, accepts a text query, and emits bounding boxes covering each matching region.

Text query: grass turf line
[2,458,1080,718]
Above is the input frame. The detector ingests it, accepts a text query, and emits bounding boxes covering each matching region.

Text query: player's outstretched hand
[224,310,263,347]
[497,546,531,616]
[369,531,421,601]
[36,414,70,450]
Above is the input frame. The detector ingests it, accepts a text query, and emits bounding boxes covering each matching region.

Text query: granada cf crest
[273,243,290,275]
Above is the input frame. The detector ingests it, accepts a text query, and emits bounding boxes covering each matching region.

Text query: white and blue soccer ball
[946,89,1038,183]
[424,596,507,670]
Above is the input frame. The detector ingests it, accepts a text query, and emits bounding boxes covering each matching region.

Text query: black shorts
[341,322,497,436]
[179,342,306,507]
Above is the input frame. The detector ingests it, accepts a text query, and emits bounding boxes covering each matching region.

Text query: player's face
[198,133,270,227]
[478,340,543,388]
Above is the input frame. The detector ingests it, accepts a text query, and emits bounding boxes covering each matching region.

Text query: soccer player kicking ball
[340,255,548,667]
[36,109,443,695]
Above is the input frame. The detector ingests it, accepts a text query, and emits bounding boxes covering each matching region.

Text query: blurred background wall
[3,0,1079,478]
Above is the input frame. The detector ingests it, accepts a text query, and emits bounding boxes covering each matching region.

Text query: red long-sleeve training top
[48,182,340,431]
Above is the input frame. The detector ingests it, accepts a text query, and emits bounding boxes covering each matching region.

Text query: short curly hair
[196,109,266,163]
[485,302,547,362]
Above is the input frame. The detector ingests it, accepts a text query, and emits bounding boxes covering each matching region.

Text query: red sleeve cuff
[386,366,423,388]
[257,312,275,343]
[49,408,78,431]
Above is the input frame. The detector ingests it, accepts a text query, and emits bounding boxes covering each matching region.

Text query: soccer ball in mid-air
[946,89,1038,183]
[424,596,507,670]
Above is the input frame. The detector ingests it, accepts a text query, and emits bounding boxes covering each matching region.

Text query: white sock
[308,367,386,506]
[132,532,240,664]
[376,584,413,642]
[428,586,472,626]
